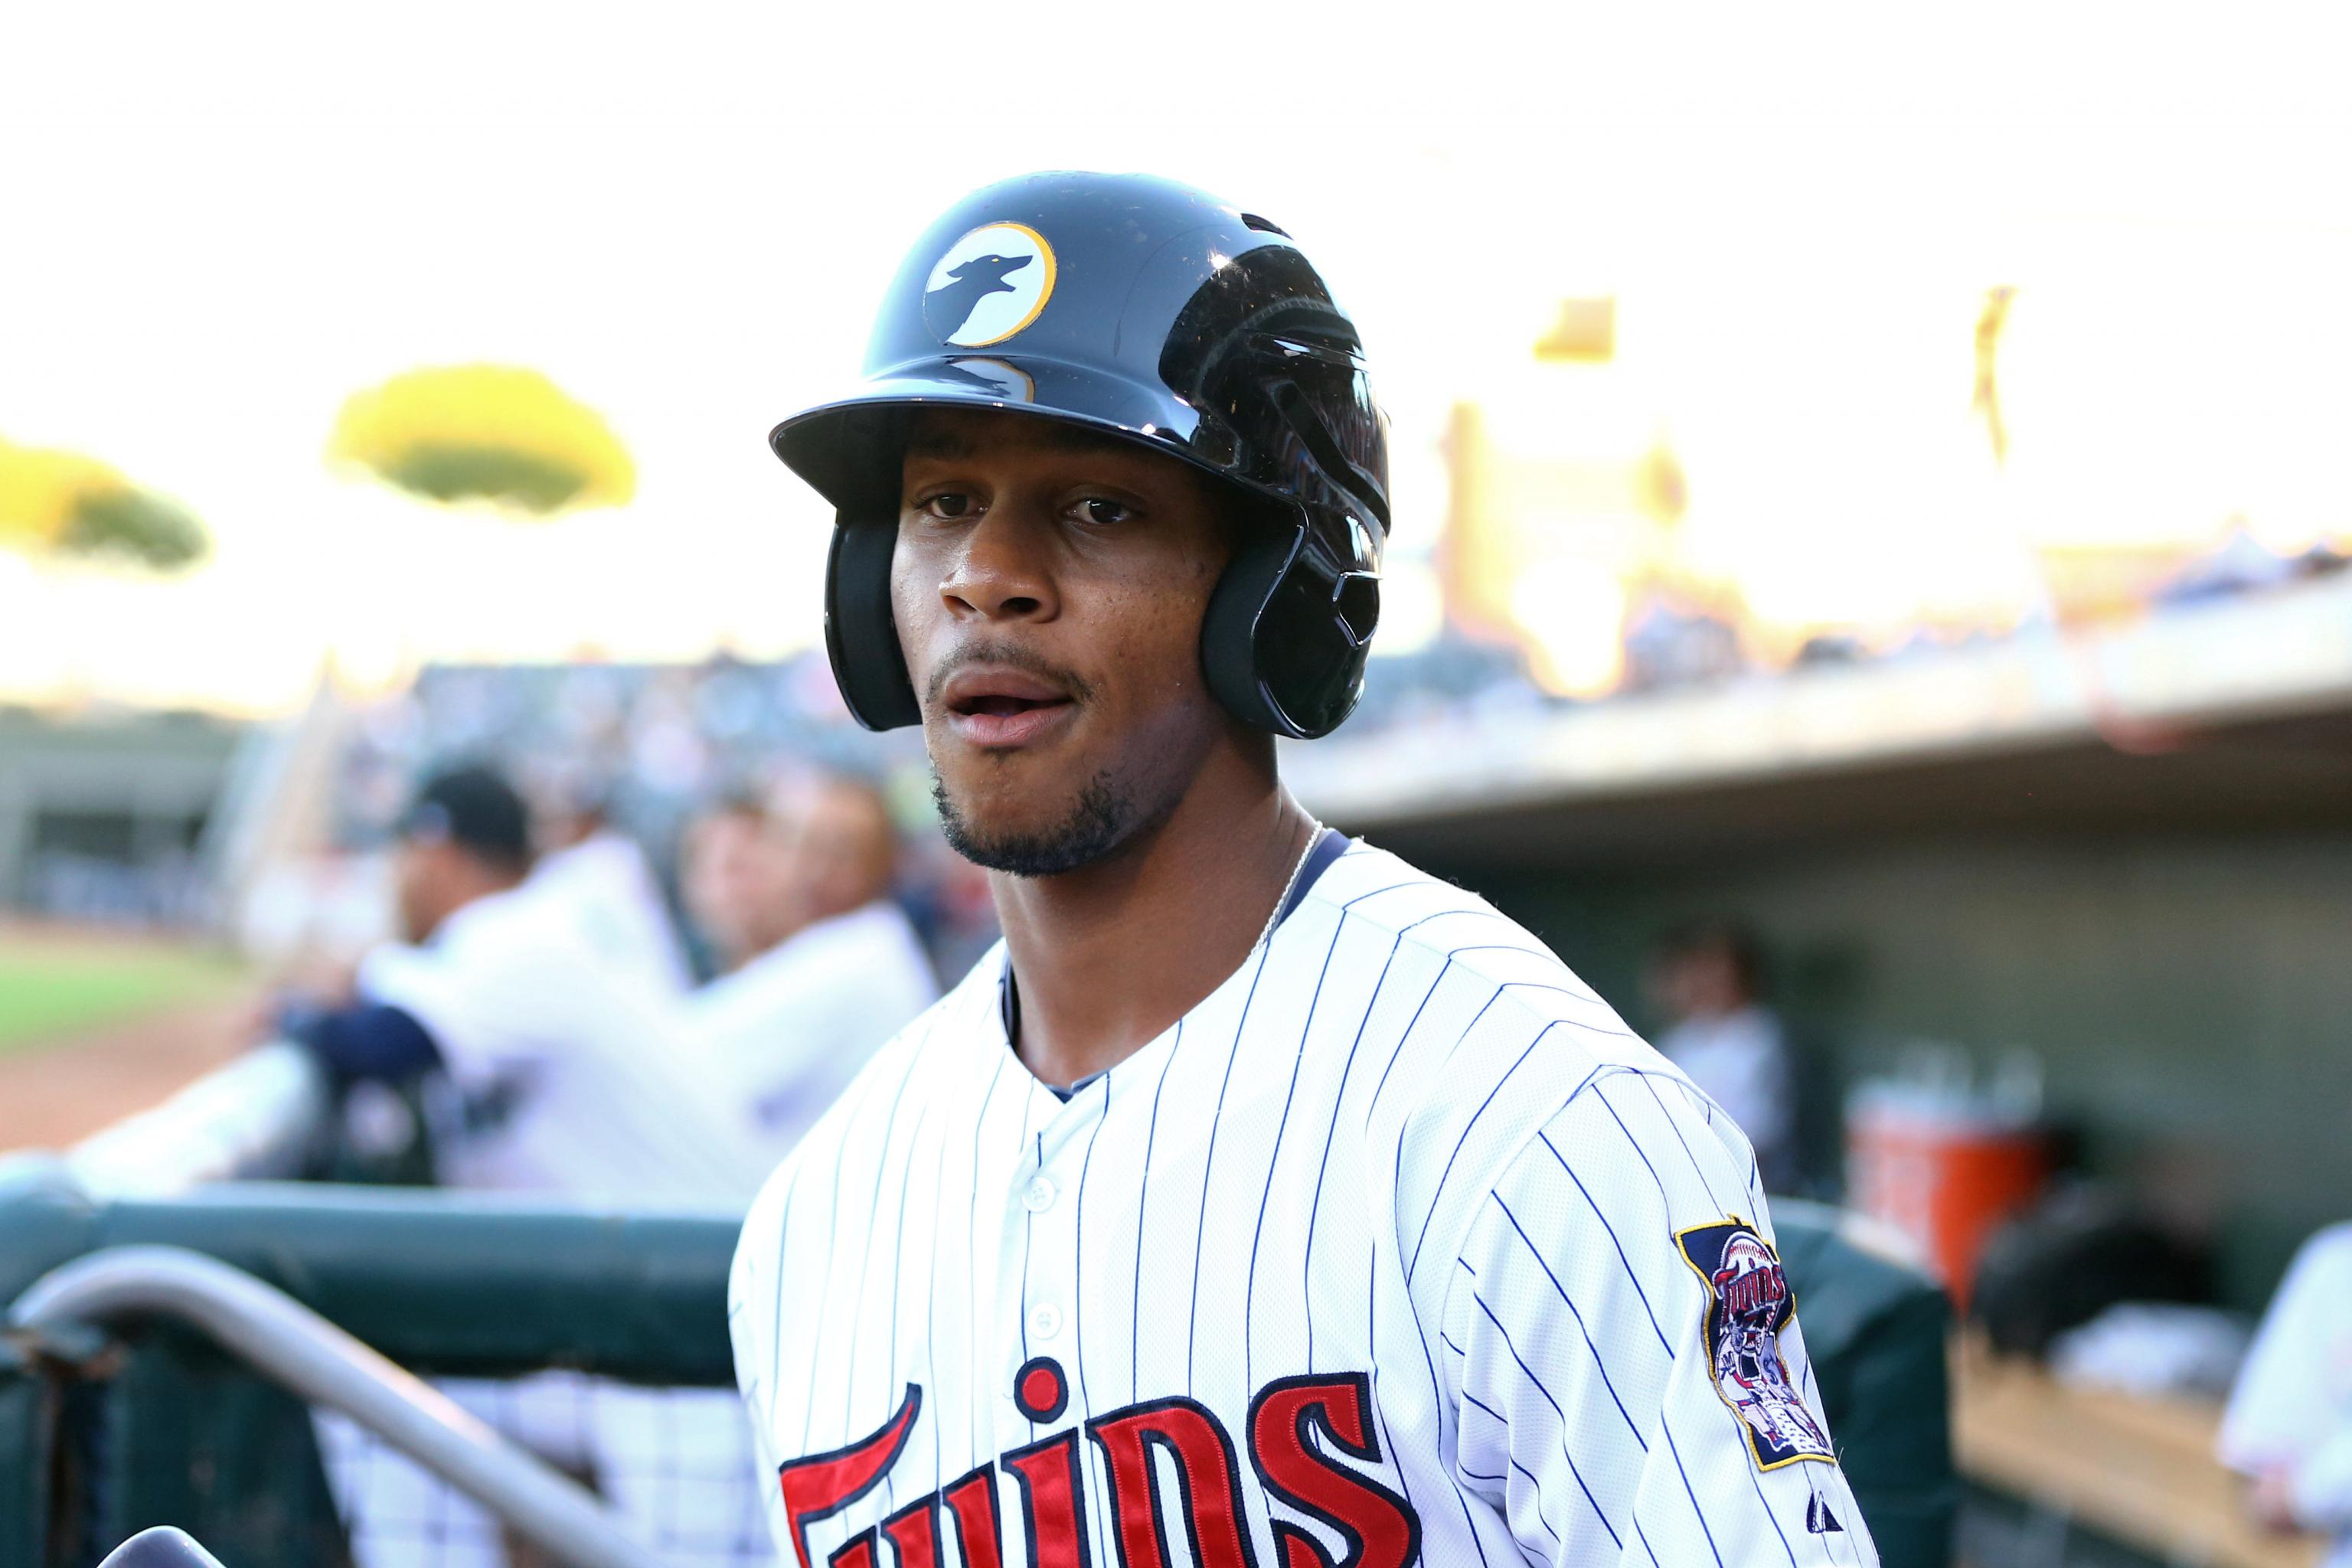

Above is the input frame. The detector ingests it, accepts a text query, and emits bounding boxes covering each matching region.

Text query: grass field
[0,933,250,1057]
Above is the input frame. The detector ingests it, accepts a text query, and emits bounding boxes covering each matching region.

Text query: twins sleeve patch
[1674,1219,1837,1470]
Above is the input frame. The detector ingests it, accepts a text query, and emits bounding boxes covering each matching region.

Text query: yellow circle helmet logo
[922,222,1057,348]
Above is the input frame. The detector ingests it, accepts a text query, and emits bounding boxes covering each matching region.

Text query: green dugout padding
[1772,1197,1959,1568]
[0,1179,1955,1566]
[0,1179,739,1385]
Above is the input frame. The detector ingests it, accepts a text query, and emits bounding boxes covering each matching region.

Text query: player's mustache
[925,643,1095,707]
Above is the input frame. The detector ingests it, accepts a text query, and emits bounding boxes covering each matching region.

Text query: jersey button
[1023,1177,1057,1213]
[1027,1303,1063,1340]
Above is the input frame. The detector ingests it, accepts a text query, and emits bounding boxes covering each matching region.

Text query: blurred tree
[329,364,635,516]
[62,487,210,570]
[0,436,211,570]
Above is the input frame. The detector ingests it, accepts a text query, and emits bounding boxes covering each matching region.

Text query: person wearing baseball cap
[287,763,766,1205]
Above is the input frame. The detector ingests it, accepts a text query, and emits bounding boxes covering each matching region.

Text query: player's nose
[940,502,1058,624]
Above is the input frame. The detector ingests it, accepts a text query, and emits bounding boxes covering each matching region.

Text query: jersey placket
[995,1079,1101,1449]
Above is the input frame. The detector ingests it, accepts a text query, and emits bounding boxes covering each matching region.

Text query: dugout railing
[9,1246,652,1568]
[0,1180,744,1568]
[0,1040,764,1568]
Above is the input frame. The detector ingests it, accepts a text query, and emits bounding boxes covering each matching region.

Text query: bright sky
[3,2,2347,714]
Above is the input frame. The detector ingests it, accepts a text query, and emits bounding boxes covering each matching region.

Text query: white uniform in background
[1656,1003,1797,1188]
[598,899,939,1568]
[357,882,766,1205]
[325,885,776,1568]
[523,828,696,1004]
[2222,1223,2352,1564]
[731,838,1877,1568]
[683,898,940,1164]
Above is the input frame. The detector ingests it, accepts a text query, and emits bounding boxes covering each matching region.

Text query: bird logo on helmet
[769,170,1390,740]
[921,223,1058,347]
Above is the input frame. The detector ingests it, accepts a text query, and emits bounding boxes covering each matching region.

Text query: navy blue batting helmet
[769,171,1390,740]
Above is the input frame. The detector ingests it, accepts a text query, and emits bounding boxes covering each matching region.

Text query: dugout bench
[1952,1339,2323,1568]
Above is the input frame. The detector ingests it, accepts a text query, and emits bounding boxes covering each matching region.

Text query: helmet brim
[768,354,1223,513]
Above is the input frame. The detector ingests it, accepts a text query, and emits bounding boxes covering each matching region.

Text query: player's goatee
[931,766,1132,878]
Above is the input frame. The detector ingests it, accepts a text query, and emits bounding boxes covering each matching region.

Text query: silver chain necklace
[1255,818,1325,951]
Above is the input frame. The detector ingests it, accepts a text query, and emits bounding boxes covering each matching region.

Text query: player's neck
[991,758,1315,1089]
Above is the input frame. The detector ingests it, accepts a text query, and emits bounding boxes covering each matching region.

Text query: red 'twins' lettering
[1004,1426,1092,1568]
[1087,1396,1259,1568]
[940,1463,1005,1568]
[772,1370,1425,1568]
[1249,1374,1420,1568]
[774,1384,921,1568]
[879,1491,943,1568]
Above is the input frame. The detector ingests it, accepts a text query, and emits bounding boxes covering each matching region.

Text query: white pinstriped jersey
[730,839,1879,1567]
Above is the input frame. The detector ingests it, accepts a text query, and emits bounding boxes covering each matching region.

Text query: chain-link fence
[316,1377,769,1568]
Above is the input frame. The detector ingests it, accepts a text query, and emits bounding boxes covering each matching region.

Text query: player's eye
[918,492,976,521]
[1072,496,1134,527]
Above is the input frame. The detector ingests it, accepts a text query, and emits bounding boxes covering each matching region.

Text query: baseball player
[678,775,940,1163]
[730,172,1878,1567]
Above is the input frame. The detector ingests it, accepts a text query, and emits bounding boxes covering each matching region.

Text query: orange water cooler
[1846,1089,2050,1312]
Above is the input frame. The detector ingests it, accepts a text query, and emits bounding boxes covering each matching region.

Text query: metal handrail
[64,1041,331,1198]
[10,1245,662,1568]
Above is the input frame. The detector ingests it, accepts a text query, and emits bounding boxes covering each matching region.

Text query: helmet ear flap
[1204,498,1381,740]
[1202,521,1312,739]
[823,518,922,731]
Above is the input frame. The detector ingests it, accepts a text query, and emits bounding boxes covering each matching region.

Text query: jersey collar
[1001,827,1351,1097]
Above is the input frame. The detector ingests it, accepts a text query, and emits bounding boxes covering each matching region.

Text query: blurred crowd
[280,759,941,1207]
[332,651,1000,981]
[1613,524,2350,697]
[21,518,2339,938]
[2151,523,2349,608]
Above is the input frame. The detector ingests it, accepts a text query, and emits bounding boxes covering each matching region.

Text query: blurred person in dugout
[520,762,696,1004]
[677,770,939,1161]
[2221,1222,2352,1563]
[283,766,776,1568]
[280,763,769,1204]
[1648,922,1799,1192]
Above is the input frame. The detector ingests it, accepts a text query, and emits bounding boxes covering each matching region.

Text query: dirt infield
[0,990,262,1154]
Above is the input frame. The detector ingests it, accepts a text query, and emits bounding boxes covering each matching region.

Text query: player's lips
[939,665,1079,749]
